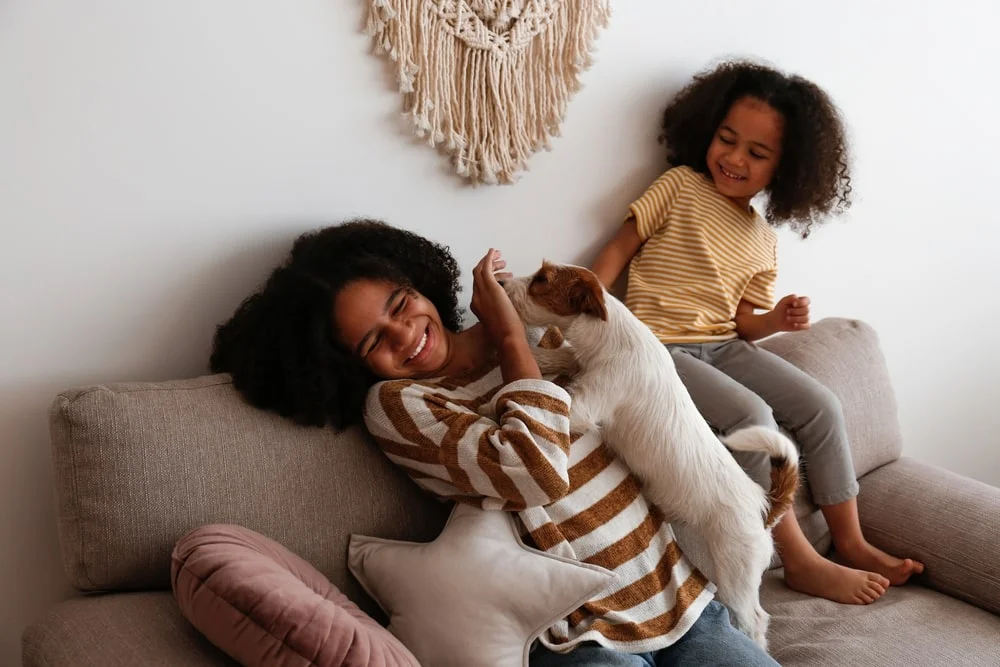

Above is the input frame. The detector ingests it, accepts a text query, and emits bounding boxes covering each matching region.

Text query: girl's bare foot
[836,539,925,585]
[784,553,889,604]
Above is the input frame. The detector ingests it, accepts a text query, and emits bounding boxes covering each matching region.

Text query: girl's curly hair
[209,219,463,429]
[661,60,852,237]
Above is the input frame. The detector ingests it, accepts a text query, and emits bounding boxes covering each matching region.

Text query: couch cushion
[762,570,1000,666]
[172,523,419,667]
[22,591,235,667]
[49,374,449,617]
[348,503,617,667]
[759,318,903,479]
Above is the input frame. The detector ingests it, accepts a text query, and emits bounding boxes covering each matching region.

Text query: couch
[21,318,1000,666]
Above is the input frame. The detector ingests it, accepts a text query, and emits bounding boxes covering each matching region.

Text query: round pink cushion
[171,524,419,667]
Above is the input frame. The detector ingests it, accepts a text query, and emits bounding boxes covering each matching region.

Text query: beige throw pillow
[348,503,616,667]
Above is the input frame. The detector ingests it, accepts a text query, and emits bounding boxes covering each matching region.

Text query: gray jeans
[668,339,859,506]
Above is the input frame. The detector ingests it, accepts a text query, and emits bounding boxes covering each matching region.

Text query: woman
[211,219,778,666]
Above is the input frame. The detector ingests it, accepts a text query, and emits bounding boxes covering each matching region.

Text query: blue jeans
[530,601,778,667]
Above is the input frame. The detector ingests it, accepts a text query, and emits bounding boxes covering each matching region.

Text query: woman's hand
[470,249,522,346]
[471,249,541,382]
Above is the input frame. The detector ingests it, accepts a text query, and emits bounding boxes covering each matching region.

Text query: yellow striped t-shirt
[626,166,778,343]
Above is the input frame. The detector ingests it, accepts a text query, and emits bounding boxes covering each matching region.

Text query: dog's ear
[569,271,607,321]
[531,262,555,289]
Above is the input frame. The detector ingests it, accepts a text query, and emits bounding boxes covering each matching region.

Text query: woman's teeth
[408,331,428,361]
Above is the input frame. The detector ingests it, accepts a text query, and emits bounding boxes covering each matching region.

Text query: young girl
[591,60,923,605]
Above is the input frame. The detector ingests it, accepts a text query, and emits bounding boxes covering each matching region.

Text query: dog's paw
[750,606,769,650]
[728,604,769,651]
[532,343,579,377]
[569,412,599,436]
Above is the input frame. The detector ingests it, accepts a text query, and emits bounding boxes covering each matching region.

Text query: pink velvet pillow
[171,524,419,667]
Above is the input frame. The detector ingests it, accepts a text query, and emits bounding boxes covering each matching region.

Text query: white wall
[2,0,997,661]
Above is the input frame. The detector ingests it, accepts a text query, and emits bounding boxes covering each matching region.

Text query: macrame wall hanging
[365,0,611,185]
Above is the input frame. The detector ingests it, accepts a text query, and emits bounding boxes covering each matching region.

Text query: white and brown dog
[504,261,799,648]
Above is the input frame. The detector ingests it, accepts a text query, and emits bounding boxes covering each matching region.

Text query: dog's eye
[532,273,548,285]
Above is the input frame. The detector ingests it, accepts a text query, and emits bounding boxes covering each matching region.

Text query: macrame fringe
[366,0,611,185]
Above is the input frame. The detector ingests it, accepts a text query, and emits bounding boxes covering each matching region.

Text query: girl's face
[333,279,451,380]
[705,96,784,209]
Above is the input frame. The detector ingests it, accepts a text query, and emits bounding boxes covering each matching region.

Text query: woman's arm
[591,218,643,289]
[364,378,572,509]
[471,249,541,383]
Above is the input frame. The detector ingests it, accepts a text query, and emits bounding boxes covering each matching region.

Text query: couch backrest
[49,374,448,619]
[47,318,902,617]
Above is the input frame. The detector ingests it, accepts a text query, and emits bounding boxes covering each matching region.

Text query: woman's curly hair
[661,60,852,237]
[209,219,463,429]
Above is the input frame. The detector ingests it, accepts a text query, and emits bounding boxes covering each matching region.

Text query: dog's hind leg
[700,514,773,649]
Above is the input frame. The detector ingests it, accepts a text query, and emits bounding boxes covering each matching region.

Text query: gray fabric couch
[22,319,1000,666]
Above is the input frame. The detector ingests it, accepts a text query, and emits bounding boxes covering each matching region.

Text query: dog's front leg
[564,379,605,435]
[531,344,580,377]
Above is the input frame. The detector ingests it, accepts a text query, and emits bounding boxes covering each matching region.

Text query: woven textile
[366,0,611,184]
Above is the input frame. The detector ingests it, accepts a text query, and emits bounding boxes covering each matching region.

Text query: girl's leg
[670,345,891,603]
[707,341,923,587]
[822,496,924,585]
[772,506,887,604]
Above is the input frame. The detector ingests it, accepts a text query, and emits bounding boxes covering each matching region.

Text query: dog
[504,261,799,648]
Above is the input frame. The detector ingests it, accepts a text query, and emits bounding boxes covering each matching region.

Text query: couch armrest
[858,457,1000,615]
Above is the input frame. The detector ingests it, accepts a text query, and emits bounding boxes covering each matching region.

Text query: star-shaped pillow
[348,503,616,667]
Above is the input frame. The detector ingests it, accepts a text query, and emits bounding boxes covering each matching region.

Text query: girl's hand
[770,294,811,332]
[470,249,523,345]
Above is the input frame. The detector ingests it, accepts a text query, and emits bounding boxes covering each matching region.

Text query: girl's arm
[734,299,777,341]
[591,218,643,289]
[734,296,811,341]
[594,168,691,288]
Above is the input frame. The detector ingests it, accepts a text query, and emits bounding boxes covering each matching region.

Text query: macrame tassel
[366,0,611,185]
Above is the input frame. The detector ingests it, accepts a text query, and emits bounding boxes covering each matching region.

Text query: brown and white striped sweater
[363,364,715,654]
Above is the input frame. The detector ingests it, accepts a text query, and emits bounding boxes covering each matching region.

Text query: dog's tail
[720,426,800,529]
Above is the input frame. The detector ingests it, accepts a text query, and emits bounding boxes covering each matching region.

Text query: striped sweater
[363,365,715,654]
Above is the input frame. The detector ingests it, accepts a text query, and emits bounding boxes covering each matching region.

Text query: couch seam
[63,398,98,591]
[68,377,233,399]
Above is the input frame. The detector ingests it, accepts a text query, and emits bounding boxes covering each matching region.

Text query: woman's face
[333,279,451,380]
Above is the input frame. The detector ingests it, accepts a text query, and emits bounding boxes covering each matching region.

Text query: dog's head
[504,261,608,328]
